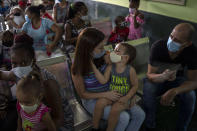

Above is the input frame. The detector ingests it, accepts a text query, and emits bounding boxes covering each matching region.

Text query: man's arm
[161,70,197,106]
[175,70,197,94]
[147,64,174,83]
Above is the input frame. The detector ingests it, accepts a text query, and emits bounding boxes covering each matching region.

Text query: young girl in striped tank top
[16,72,56,131]
[92,43,138,131]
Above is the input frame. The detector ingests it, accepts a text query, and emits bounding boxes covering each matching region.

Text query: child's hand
[134,10,140,17]
[104,91,122,101]
[138,13,144,19]
[112,28,117,34]
[118,96,129,106]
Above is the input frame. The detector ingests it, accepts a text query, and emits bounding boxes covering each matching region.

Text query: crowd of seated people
[0,0,196,131]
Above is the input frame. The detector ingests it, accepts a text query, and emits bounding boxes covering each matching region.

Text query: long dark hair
[68,1,86,19]
[72,27,105,76]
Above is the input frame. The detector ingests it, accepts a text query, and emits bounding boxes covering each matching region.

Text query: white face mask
[12,65,32,78]
[110,51,122,63]
[81,15,88,21]
[20,103,38,113]
[129,8,135,14]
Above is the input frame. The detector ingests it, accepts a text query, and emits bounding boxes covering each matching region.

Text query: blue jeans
[82,99,145,131]
[143,77,196,131]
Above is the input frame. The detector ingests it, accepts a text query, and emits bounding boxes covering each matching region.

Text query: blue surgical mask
[93,50,106,59]
[25,15,31,23]
[167,37,181,52]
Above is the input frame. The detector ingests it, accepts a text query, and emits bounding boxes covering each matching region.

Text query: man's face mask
[12,65,32,78]
[93,50,106,59]
[25,15,31,23]
[167,37,181,53]
[20,103,38,113]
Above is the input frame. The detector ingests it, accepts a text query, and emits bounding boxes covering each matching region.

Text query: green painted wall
[92,0,197,23]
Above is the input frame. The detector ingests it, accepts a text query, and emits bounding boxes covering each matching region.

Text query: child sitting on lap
[92,43,138,131]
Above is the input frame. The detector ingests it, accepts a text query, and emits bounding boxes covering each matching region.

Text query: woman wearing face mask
[53,0,69,25]
[64,2,90,49]
[5,7,25,33]
[72,27,145,131]
[0,33,74,131]
[22,5,62,54]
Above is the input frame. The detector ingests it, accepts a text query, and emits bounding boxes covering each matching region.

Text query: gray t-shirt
[110,64,131,96]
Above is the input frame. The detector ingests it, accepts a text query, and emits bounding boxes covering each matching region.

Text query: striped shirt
[17,102,50,131]
[84,65,109,92]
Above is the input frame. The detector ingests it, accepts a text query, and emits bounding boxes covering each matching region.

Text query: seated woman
[22,5,62,57]
[72,27,145,131]
[64,1,90,50]
[5,7,25,33]
[0,33,74,131]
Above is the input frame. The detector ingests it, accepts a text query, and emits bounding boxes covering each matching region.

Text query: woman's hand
[46,43,57,52]
[104,91,122,101]
[104,52,112,65]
